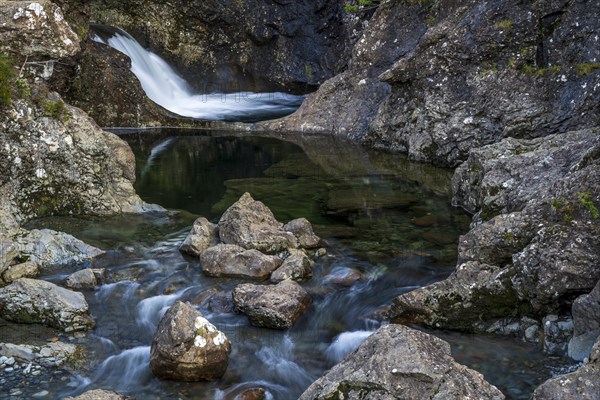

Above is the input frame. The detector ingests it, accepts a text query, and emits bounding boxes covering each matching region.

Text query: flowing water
[9,130,572,400]
[90,26,304,121]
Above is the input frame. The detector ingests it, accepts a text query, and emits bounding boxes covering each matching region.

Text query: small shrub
[495,19,513,30]
[15,78,30,98]
[575,63,600,77]
[578,191,599,220]
[43,100,70,122]
[0,54,15,107]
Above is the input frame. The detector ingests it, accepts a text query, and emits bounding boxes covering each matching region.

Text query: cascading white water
[91,27,304,121]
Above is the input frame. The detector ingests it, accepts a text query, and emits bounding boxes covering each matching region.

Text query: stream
[4,129,572,400]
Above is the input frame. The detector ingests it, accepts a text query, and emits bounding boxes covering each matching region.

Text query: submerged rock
[16,229,104,270]
[232,280,312,329]
[66,389,130,400]
[270,249,313,283]
[218,192,298,254]
[299,324,504,400]
[150,301,231,381]
[533,336,600,400]
[283,218,321,249]
[65,268,106,289]
[200,244,282,281]
[179,217,219,257]
[0,341,79,367]
[0,278,94,332]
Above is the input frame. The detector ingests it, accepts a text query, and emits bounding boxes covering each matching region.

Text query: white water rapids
[91,27,304,121]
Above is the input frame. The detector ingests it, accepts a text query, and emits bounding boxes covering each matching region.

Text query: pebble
[5,357,15,366]
[4,367,14,372]
[32,390,49,397]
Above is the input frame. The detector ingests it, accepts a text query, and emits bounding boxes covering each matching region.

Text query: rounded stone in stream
[270,249,313,283]
[218,192,298,254]
[150,301,231,381]
[0,278,94,332]
[232,280,312,329]
[200,244,282,281]
[179,217,219,257]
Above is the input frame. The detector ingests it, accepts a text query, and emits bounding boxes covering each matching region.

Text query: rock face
[200,244,282,281]
[59,0,363,94]
[0,0,80,58]
[179,217,219,257]
[265,0,599,168]
[270,249,313,283]
[150,301,231,381]
[391,129,600,354]
[299,324,504,400]
[0,278,94,332]
[232,280,312,329]
[218,192,298,254]
[533,336,600,400]
[16,229,104,269]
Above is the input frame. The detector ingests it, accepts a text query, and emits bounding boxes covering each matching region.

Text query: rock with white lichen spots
[150,301,231,381]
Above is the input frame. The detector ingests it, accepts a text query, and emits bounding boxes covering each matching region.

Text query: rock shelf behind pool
[233,280,312,329]
[299,324,505,400]
[150,301,231,381]
[0,278,94,332]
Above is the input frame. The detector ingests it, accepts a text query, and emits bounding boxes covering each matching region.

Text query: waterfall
[91,26,304,121]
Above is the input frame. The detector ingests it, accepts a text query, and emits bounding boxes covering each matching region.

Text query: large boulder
[299,324,504,400]
[179,217,219,257]
[0,278,94,332]
[218,193,298,254]
[16,229,104,269]
[270,249,313,283]
[232,280,312,329]
[150,301,231,381]
[200,244,282,281]
[533,336,600,400]
[0,0,80,58]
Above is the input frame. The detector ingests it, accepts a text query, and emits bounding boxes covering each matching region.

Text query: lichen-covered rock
[0,278,94,332]
[1,261,40,284]
[0,0,80,58]
[232,280,312,329]
[533,336,600,400]
[179,217,219,257]
[150,301,231,381]
[218,193,298,254]
[0,341,79,367]
[0,97,160,237]
[299,324,504,400]
[200,244,282,281]
[391,129,600,354]
[15,229,104,269]
[283,218,321,249]
[270,249,313,283]
[65,268,106,289]
[569,281,600,361]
